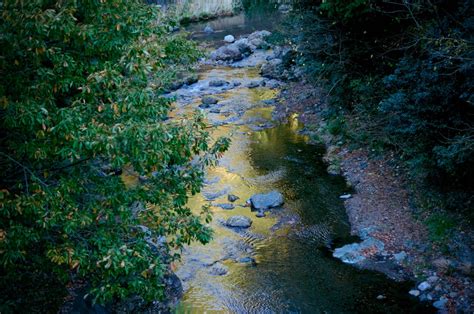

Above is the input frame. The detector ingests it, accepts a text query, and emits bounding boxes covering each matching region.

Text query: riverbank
[273,80,473,313]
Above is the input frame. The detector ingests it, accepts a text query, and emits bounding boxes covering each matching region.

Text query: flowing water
[163,2,435,313]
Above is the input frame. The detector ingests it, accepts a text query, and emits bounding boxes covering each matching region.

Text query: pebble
[256,211,265,218]
[339,194,352,199]
[376,295,385,300]
[418,281,431,291]
[409,289,420,297]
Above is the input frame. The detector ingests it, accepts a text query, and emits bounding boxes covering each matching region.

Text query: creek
[164,2,434,313]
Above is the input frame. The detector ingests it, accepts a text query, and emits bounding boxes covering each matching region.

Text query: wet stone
[333,237,385,264]
[226,215,252,228]
[201,96,219,105]
[209,263,228,276]
[209,79,228,87]
[249,191,284,211]
[246,81,260,88]
[238,257,257,265]
[216,203,235,210]
[227,194,240,202]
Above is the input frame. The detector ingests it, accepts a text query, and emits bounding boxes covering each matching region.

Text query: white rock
[224,35,235,43]
[339,194,352,199]
[418,281,431,291]
[409,289,420,297]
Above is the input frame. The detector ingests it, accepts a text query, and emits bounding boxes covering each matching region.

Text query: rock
[209,108,220,114]
[209,79,228,87]
[201,96,219,105]
[203,187,230,201]
[262,79,281,89]
[227,194,240,202]
[198,103,210,109]
[278,4,292,13]
[256,211,265,218]
[432,257,452,271]
[216,203,235,210]
[210,45,243,62]
[409,289,421,297]
[224,35,235,43]
[226,215,252,228]
[339,194,352,199]
[393,251,408,262]
[376,295,386,300]
[247,30,271,42]
[333,237,385,264]
[246,81,260,88]
[249,191,284,210]
[204,25,214,33]
[427,275,439,284]
[260,58,284,79]
[248,38,266,50]
[433,297,448,310]
[232,80,241,87]
[209,262,228,276]
[238,257,256,265]
[233,38,252,54]
[184,74,198,86]
[418,281,431,291]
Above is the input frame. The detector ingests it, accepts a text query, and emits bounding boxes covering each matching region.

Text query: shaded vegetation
[283,0,473,219]
[0,0,228,311]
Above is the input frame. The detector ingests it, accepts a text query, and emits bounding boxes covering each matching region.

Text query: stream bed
[165,5,435,314]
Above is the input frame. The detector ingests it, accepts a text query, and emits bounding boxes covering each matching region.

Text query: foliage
[0,0,229,311]
[283,0,474,215]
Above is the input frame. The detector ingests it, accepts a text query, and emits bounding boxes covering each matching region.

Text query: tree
[0,0,229,311]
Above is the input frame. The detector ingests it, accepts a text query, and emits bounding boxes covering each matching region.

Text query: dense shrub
[285,0,473,215]
[0,0,228,311]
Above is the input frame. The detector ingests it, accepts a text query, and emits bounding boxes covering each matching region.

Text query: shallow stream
[165,3,434,313]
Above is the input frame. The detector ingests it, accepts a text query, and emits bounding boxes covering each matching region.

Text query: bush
[0,0,229,311]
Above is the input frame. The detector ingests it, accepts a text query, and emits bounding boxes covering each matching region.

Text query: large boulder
[249,191,284,211]
[260,58,284,79]
[210,44,243,62]
[226,215,253,228]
